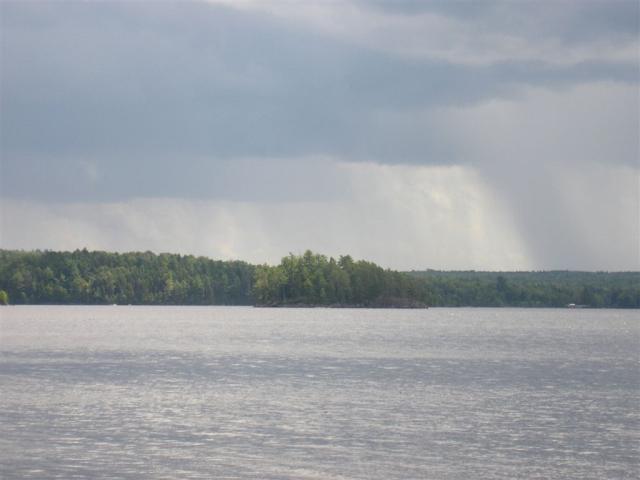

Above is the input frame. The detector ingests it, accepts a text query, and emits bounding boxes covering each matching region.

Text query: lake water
[0,306,638,479]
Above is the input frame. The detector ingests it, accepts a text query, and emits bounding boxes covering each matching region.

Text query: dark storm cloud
[364,0,640,43]
[0,1,637,202]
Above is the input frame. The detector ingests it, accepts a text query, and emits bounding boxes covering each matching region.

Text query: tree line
[0,249,638,308]
[0,249,254,305]
[408,270,640,308]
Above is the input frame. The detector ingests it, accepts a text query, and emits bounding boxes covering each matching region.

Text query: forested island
[0,249,638,308]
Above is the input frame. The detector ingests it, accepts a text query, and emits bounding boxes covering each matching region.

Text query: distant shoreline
[255,302,429,309]
[6,304,640,310]
[1,249,638,309]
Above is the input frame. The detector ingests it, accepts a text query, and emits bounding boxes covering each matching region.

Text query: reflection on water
[1,306,638,479]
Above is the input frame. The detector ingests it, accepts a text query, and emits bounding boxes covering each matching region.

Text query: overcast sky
[1,0,638,270]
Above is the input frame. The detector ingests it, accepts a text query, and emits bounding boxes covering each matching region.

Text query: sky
[1,0,638,270]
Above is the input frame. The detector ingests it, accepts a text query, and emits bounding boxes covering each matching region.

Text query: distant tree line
[408,270,640,308]
[0,249,638,308]
[0,249,254,305]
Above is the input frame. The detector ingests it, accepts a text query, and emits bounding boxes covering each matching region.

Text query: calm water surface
[0,306,638,479]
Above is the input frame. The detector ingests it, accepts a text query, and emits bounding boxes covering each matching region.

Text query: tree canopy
[254,250,429,307]
[0,249,254,305]
[408,270,640,308]
[0,249,638,308]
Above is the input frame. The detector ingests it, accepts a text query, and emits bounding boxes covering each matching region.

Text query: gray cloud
[435,81,639,269]
[1,1,637,202]
[0,165,535,270]
[1,154,350,203]
[1,1,638,270]
[364,0,640,43]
